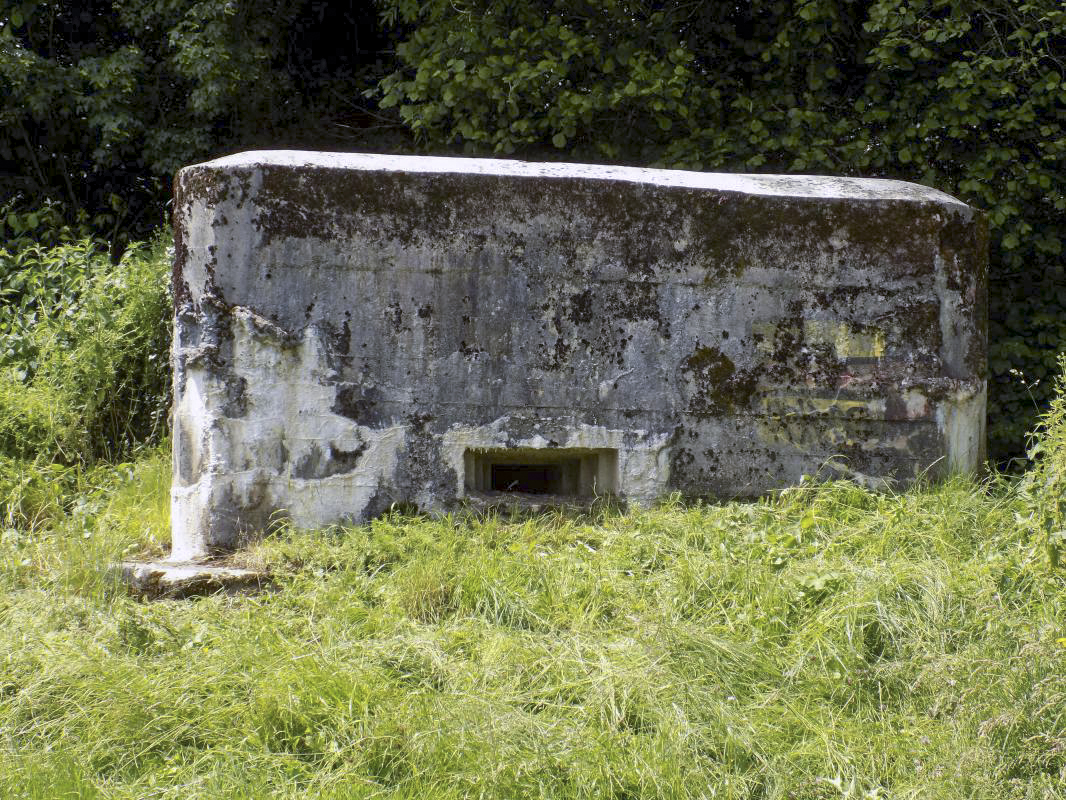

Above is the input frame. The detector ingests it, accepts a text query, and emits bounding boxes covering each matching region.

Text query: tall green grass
[1021,354,1066,570]
[0,460,1062,798]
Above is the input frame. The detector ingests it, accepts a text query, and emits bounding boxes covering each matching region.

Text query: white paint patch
[171,309,408,557]
[903,389,929,419]
[936,382,987,473]
[170,479,218,561]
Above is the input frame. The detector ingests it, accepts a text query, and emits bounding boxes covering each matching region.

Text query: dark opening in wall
[464,447,617,497]
[491,463,562,494]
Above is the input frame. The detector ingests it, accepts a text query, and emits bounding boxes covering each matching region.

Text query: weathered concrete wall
[171,151,986,559]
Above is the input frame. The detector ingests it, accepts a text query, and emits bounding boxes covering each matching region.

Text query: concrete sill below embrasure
[460,490,623,515]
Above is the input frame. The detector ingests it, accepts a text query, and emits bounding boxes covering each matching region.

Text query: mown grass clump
[0,457,1062,798]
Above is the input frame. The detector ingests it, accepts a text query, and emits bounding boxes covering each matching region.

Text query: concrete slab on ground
[118,561,269,599]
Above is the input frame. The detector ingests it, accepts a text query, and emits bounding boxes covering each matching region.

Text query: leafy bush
[1020,354,1066,567]
[0,455,80,531]
[0,198,103,253]
[0,234,171,527]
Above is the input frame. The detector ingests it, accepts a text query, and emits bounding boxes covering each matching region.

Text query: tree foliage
[0,0,394,247]
[378,0,1065,462]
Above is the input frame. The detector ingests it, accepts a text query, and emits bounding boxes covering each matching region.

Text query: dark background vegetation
[1,0,1063,465]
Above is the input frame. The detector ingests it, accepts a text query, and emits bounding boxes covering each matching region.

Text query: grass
[0,449,1063,799]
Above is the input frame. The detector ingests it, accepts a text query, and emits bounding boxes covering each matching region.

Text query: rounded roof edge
[181,150,971,209]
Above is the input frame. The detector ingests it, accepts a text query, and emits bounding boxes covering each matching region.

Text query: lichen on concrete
[171,151,987,559]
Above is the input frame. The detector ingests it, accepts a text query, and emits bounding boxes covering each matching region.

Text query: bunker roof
[188,150,970,209]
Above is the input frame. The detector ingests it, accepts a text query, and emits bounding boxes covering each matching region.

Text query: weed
[0,235,170,528]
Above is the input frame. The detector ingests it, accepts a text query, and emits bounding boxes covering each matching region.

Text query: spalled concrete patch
[171,151,987,559]
[120,561,269,599]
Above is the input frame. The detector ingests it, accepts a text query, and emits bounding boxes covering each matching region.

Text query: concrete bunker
[170,151,987,560]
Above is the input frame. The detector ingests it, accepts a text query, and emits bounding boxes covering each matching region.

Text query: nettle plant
[0,235,171,466]
[1022,355,1066,568]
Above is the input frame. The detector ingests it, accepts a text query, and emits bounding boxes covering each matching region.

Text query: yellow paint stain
[753,320,885,360]
[755,419,853,449]
[759,393,887,419]
[755,416,913,453]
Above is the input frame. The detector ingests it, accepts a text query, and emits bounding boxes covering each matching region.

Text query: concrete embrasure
[170,150,987,560]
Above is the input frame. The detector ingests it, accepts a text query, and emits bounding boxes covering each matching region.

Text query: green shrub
[0,379,84,463]
[0,234,171,527]
[0,198,104,255]
[0,455,80,532]
[0,234,171,462]
[1020,354,1066,568]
